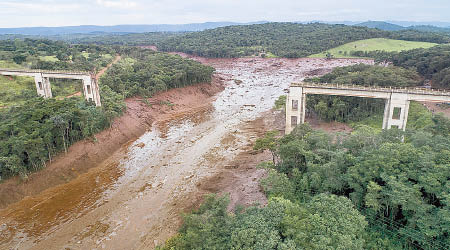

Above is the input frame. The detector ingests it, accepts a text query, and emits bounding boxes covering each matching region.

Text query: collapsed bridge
[285,82,450,134]
[0,68,101,106]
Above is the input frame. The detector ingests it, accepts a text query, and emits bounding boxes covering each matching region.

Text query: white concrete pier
[0,69,102,106]
[285,82,450,134]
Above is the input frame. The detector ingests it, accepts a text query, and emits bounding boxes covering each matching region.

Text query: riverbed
[0,57,372,250]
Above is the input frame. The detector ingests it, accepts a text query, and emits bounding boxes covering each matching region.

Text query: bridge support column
[382,93,410,131]
[285,86,306,134]
[82,76,101,107]
[34,74,52,98]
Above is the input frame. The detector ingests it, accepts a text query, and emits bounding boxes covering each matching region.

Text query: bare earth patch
[0,56,371,250]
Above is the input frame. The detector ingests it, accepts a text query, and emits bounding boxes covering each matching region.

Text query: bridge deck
[292,82,450,97]
[0,68,91,76]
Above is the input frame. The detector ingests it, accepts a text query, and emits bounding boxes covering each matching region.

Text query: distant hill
[0,21,267,35]
[355,21,450,35]
[355,21,405,31]
[408,25,450,34]
[387,21,450,27]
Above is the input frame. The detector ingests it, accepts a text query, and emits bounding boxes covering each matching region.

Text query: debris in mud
[183,174,194,180]
[0,56,375,250]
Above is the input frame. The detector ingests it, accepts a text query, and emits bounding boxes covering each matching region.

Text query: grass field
[0,75,36,107]
[309,38,438,58]
[0,60,22,69]
[39,55,59,62]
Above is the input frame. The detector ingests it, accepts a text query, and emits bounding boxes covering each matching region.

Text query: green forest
[0,40,215,180]
[100,50,214,98]
[157,23,450,58]
[374,45,450,89]
[161,116,450,249]
[0,38,115,71]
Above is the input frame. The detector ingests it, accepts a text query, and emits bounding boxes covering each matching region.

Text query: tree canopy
[157,23,450,58]
[374,45,450,89]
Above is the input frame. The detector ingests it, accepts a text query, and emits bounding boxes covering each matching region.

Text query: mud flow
[0,57,372,250]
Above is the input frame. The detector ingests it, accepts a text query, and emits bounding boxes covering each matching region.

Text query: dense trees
[100,50,214,98]
[159,193,367,250]
[373,45,450,89]
[260,121,450,249]
[0,38,115,72]
[61,32,181,46]
[158,23,388,58]
[305,64,422,122]
[0,86,125,179]
[157,23,450,58]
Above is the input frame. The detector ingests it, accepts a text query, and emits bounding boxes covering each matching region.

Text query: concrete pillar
[285,86,305,134]
[42,77,52,98]
[34,74,52,98]
[34,73,46,97]
[382,96,391,130]
[82,75,101,106]
[382,93,410,131]
[92,77,102,107]
[301,92,306,124]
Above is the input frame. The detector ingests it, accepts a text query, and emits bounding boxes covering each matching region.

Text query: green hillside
[158,23,391,58]
[309,38,437,58]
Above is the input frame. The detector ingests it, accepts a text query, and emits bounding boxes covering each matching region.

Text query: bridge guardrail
[292,82,450,96]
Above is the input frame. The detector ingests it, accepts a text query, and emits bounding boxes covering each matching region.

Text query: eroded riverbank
[0,57,372,250]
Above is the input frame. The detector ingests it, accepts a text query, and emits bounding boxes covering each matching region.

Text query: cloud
[0,0,449,28]
[96,0,138,8]
[0,1,82,14]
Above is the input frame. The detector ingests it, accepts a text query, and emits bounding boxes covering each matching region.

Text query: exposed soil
[423,101,450,118]
[139,46,158,51]
[0,78,224,208]
[96,55,122,80]
[0,56,371,250]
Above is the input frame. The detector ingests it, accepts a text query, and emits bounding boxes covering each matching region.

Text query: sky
[1,0,450,28]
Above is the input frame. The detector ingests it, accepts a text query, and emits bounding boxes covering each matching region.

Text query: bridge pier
[382,93,410,130]
[82,75,101,106]
[285,87,306,134]
[34,75,53,98]
[0,69,101,106]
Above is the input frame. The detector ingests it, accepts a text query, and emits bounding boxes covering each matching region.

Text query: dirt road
[96,55,121,80]
[0,57,372,250]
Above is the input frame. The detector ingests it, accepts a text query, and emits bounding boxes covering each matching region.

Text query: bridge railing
[292,82,450,96]
[0,68,91,75]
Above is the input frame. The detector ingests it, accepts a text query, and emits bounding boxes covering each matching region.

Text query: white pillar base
[285,86,305,134]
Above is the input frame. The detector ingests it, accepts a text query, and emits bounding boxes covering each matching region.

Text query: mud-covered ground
[0,57,372,250]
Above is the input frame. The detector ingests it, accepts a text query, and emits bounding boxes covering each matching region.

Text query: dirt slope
[0,78,224,208]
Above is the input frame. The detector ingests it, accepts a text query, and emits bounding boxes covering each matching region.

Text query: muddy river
[0,57,372,250]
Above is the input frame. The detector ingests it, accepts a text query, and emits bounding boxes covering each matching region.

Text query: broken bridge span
[0,68,101,106]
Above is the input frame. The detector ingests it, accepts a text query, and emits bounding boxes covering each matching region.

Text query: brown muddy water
[0,57,372,250]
